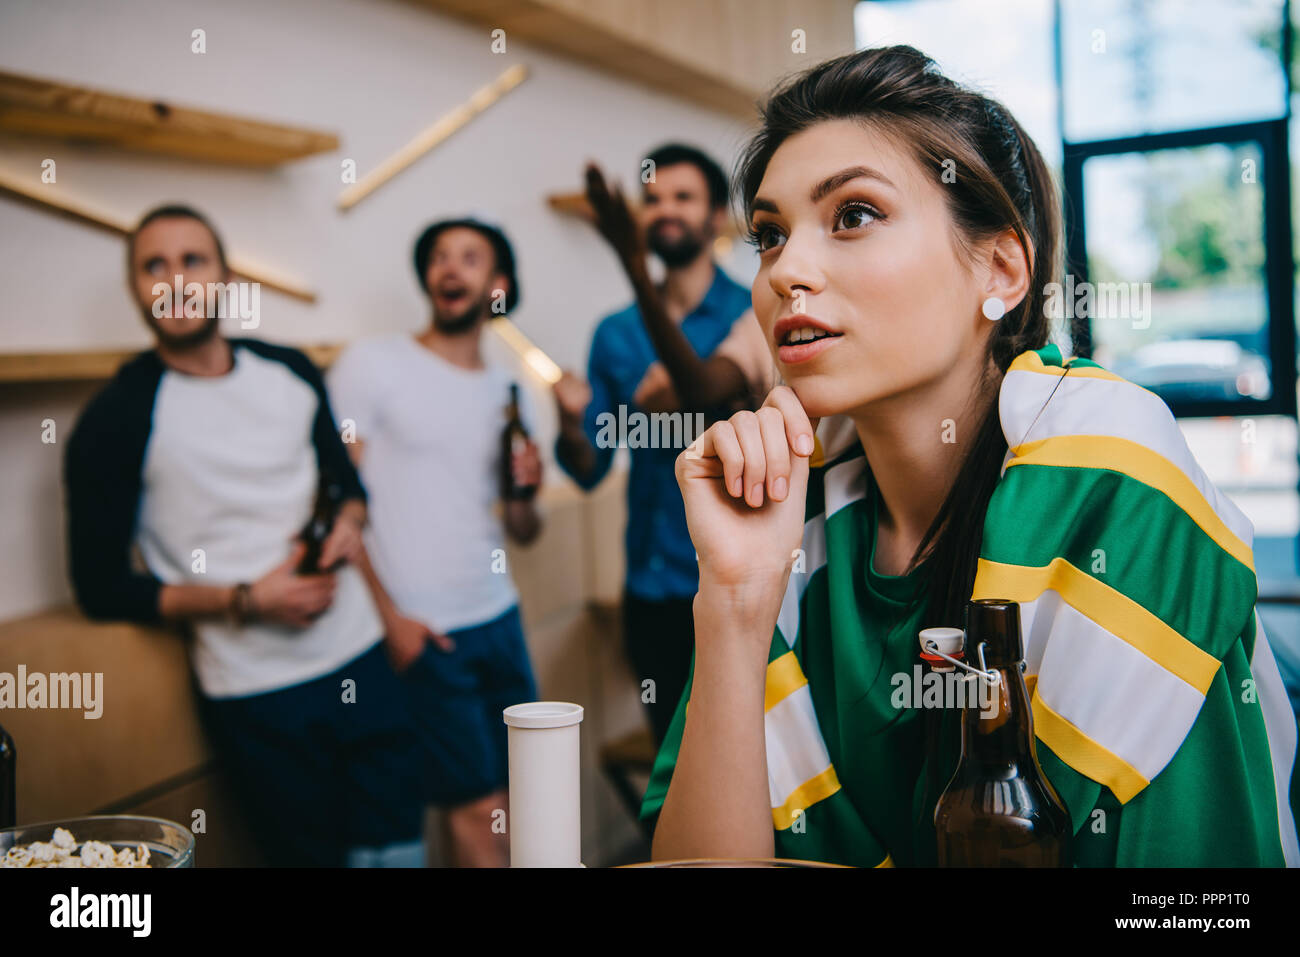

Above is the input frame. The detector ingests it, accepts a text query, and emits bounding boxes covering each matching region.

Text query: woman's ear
[982,228,1033,317]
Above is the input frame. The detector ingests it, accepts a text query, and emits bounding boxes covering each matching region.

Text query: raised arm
[584,164,754,414]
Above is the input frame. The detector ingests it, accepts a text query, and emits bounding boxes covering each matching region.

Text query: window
[1081,141,1270,406]
[1059,0,1294,419]
[857,0,1299,567]
[1060,0,1288,143]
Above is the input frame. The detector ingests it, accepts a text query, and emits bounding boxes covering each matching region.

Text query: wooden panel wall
[408,0,857,118]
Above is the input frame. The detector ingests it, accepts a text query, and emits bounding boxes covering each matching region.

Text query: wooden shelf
[0,344,343,384]
[0,169,318,302]
[0,318,554,384]
[547,191,598,220]
[0,69,339,166]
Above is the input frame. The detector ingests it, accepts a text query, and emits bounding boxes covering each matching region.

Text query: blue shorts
[399,605,538,806]
[197,641,425,867]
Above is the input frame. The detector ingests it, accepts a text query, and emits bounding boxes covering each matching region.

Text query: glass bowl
[0,815,195,868]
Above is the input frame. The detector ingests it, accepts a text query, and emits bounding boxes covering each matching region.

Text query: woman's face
[749,118,996,419]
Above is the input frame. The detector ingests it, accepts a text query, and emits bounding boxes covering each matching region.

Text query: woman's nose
[768,234,823,300]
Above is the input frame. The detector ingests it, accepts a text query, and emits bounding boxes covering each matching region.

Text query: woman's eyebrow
[751,165,897,218]
[811,165,895,202]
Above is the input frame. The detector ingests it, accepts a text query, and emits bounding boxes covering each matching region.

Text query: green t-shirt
[641,345,1299,867]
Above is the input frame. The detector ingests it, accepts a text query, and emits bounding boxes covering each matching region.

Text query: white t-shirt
[327,334,531,633]
[136,347,383,699]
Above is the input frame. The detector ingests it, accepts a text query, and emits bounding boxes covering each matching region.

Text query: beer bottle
[297,476,340,574]
[0,721,14,829]
[502,383,538,501]
[933,599,1073,866]
[913,627,966,865]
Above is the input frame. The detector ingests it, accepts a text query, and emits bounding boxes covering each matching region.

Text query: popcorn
[79,841,114,867]
[4,845,32,867]
[1,827,152,868]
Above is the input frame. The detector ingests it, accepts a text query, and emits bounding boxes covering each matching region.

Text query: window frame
[1054,0,1296,420]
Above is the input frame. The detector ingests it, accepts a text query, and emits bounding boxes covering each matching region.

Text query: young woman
[640,45,1298,867]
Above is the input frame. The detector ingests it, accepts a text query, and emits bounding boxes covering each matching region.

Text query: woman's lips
[777,333,842,364]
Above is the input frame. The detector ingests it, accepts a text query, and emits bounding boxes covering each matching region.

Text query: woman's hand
[676,386,816,619]
[656,388,813,862]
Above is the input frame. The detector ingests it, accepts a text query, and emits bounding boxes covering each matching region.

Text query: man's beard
[432,294,488,335]
[143,310,221,350]
[648,219,710,268]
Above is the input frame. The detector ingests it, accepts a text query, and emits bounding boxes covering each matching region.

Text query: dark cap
[413,217,520,314]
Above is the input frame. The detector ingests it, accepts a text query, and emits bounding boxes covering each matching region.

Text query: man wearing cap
[328,218,542,868]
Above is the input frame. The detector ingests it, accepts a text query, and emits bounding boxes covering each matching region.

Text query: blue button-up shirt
[559,267,751,601]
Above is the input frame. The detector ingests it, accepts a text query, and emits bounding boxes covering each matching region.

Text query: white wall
[0,0,760,620]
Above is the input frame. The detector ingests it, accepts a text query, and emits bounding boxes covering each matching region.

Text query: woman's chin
[784,379,853,421]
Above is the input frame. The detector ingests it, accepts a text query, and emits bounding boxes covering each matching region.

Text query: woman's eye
[752,224,786,252]
[834,203,878,232]
[183,253,206,268]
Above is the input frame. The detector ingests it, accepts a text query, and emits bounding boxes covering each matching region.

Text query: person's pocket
[408,639,474,693]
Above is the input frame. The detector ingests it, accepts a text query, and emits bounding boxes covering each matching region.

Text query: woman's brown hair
[737,44,1072,632]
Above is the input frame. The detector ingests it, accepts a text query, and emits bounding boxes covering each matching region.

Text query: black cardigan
[63,338,367,624]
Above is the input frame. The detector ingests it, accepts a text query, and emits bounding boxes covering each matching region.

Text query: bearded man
[65,205,426,867]
[553,145,752,748]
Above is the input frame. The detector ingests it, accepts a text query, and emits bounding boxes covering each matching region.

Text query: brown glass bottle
[297,477,339,574]
[502,383,538,501]
[933,599,1072,867]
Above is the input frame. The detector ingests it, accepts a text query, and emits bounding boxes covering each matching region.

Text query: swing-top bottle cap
[919,627,964,665]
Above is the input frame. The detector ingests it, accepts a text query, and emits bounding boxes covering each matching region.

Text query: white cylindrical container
[503,701,583,867]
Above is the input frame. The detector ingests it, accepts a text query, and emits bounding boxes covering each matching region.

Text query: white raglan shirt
[136,346,382,698]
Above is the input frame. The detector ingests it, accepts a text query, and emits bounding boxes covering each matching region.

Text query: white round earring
[981,296,1006,321]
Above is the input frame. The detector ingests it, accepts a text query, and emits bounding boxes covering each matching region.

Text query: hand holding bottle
[317,508,365,571]
[503,383,541,500]
[250,543,337,628]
